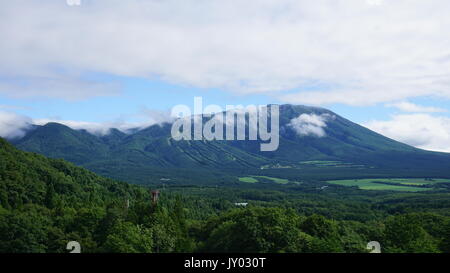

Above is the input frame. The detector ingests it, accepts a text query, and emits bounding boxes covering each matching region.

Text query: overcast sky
[1,0,450,152]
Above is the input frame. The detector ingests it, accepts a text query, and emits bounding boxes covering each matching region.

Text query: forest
[1,137,449,253]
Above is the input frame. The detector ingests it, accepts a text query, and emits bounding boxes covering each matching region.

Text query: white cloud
[0,109,173,138]
[288,113,333,137]
[0,111,32,139]
[1,0,450,104]
[33,109,173,136]
[386,101,447,113]
[364,114,450,152]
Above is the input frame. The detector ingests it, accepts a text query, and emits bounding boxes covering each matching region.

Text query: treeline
[195,208,450,253]
[1,202,449,253]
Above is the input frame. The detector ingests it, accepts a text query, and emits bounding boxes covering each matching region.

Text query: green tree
[383,214,440,253]
[102,221,153,253]
[202,207,313,253]
[0,206,51,253]
[300,214,343,253]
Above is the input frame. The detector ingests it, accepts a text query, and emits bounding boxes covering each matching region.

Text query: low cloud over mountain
[0,109,173,138]
[287,113,334,137]
[0,111,31,139]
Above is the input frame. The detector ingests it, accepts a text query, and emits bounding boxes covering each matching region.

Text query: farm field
[326,178,450,192]
[299,160,367,168]
[238,177,259,183]
[239,176,291,184]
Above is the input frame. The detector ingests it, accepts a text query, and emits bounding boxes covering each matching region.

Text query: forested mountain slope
[11,105,450,184]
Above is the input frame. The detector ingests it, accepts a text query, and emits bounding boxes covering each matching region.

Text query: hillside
[0,137,137,209]
[0,137,192,253]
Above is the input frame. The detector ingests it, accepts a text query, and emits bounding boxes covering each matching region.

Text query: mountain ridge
[10,104,450,184]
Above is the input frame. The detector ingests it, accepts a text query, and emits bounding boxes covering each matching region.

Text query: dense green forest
[1,137,449,253]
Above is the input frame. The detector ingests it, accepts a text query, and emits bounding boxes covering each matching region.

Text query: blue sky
[0,76,277,122]
[1,74,445,124]
[1,0,450,152]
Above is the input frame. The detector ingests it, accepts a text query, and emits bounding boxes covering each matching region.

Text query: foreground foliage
[1,138,449,253]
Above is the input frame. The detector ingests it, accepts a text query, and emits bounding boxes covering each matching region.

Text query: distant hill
[11,104,450,184]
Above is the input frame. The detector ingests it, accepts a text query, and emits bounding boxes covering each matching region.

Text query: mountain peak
[279,104,332,115]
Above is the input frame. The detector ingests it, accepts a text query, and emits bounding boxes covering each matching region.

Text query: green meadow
[326,178,450,192]
[239,176,291,184]
[238,177,259,183]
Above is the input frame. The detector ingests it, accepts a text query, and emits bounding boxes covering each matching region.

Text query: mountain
[11,104,450,184]
[2,131,450,254]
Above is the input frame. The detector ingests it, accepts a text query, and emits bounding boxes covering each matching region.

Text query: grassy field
[299,160,367,168]
[326,178,450,192]
[239,176,291,184]
[255,176,290,184]
[238,177,259,183]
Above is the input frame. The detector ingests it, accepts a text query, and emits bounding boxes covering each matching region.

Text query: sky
[1,0,450,152]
